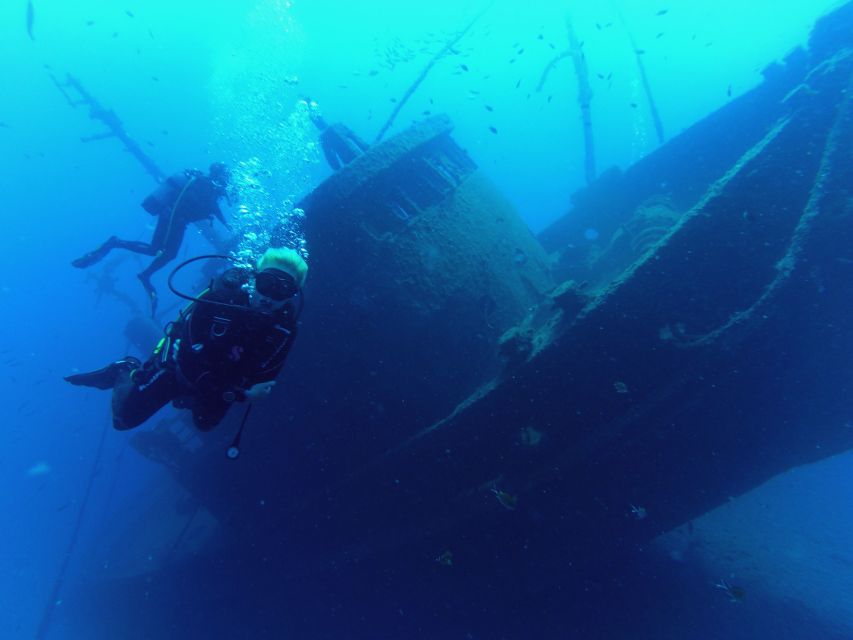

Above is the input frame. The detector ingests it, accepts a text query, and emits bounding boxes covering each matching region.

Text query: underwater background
[2,0,852,638]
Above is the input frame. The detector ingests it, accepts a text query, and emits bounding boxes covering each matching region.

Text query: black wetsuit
[73,170,227,284]
[310,114,369,171]
[319,123,370,170]
[112,269,298,431]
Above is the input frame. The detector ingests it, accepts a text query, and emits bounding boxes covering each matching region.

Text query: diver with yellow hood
[65,248,307,432]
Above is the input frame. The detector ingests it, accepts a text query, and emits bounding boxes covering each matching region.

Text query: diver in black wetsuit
[307,102,369,170]
[71,162,232,314]
[65,248,307,431]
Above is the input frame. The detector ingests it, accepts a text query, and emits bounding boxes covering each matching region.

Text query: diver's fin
[71,236,117,269]
[64,357,141,390]
[137,273,158,317]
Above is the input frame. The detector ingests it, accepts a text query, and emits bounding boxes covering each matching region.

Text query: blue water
[1,1,851,638]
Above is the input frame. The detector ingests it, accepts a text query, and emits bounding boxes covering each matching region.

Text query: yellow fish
[492,487,518,510]
[436,550,453,567]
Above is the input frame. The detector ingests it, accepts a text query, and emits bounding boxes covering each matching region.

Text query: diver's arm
[211,203,231,230]
[233,335,294,401]
[230,378,276,402]
[244,380,276,400]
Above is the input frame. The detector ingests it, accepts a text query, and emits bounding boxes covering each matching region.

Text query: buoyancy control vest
[173,269,298,394]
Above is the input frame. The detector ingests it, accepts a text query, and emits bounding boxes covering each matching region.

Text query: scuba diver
[65,247,307,432]
[306,100,370,170]
[71,162,233,315]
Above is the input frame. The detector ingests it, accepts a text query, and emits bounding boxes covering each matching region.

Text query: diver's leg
[64,356,142,390]
[71,236,120,268]
[111,364,183,431]
[148,212,171,249]
[323,147,342,171]
[72,237,163,268]
[72,211,172,269]
[108,239,159,255]
[137,222,186,282]
[191,394,231,432]
[336,138,361,165]
[320,132,343,170]
[137,224,186,315]
[110,213,171,257]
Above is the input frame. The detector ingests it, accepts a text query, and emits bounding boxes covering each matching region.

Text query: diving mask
[255,269,299,301]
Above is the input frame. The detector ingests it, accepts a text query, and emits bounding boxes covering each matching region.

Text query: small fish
[547,95,553,103]
[656,32,665,39]
[86,20,95,26]
[596,22,602,30]
[597,73,605,80]
[509,58,516,64]
[0,121,9,129]
[390,97,397,103]
[436,550,453,567]
[368,69,379,76]
[727,84,732,97]
[489,126,498,134]
[485,105,493,112]
[517,48,524,55]
[151,76,159,82]
[26,0,35,40]
[422,110,431,116]
[629,504,647,519]
[27,462,51,477]
[715,580,745,603]
[656,9,669,16]
[460,64,469,72]
[125,10,134,18]
[515,79,521,89]
[518,424,541,446]
[629,102,638,109]
[635,49,646,55]
[537,34,544,40]
[492,487,517,510]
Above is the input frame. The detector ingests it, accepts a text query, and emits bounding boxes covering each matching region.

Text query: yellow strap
[161,175,197,244]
